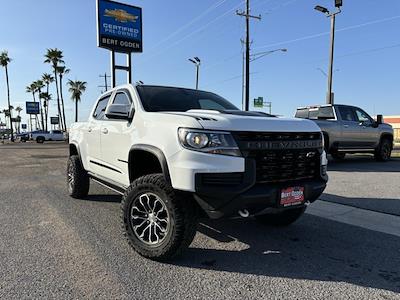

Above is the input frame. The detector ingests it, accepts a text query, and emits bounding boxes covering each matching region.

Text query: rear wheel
[36,136,45,143]
[255,207,306,227]
[375,138,392,161]
[121,174,198,261]
[67,155,90,198]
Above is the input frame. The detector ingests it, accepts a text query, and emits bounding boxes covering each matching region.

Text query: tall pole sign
[97,0,143,88]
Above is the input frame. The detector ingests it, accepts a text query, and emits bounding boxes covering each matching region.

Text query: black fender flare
[128,144,171,185]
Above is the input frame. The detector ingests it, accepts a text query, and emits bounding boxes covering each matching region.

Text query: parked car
[68,84,328,260]
[16,133,29,142]
[31,130,64,143]
[295,104,394,161]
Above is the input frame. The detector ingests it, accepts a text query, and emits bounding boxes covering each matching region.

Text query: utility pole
[237,0,261,111]
[99,73,111,93]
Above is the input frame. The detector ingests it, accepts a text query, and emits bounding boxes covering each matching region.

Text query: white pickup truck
[68,84,328,260]
[31,130,64,143]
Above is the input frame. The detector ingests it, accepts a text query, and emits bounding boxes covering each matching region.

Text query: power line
[254,14,400,50]
[142,1,245,62]
[149,0,229,51]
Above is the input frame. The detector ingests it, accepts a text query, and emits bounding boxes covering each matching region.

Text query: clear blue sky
[1,0,399,127]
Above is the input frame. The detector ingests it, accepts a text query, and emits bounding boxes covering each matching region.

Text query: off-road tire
[67,155,90,198]
[375,138,392,162]
[255,206,306,227]
[331,152,346,160]
[36,136,45,143]
[121,174,198,261]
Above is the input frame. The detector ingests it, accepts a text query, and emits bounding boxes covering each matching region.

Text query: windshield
[136,86,239,112]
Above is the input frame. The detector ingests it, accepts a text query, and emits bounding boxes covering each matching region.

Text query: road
[0,143,399,299]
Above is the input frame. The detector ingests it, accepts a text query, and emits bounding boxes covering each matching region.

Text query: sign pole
[127,53,132,84]
[111,50,116,88]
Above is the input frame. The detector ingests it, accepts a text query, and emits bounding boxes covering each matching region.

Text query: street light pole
[327,13,336,105]
[189,57,201,90]
[240,48,287,110]
[315,1,342,105]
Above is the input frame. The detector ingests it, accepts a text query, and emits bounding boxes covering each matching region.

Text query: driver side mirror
[105,104,133,120]
[376,114,383,125]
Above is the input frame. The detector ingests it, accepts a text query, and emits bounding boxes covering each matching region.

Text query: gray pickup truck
[295,104,393,161]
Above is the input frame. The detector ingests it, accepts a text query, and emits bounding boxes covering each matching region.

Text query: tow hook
[238,209,250,218]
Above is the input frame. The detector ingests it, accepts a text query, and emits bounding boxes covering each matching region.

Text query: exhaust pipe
[238,209,250,218]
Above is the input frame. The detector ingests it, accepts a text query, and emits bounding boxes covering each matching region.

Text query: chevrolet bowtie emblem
[104,9,138,23]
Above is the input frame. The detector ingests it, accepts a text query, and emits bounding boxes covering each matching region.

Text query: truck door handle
[102,128,108,134]
[88,127,93,132]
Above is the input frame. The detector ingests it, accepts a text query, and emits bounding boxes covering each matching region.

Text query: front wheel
[255,207,306,227]
[331,152,346,160]
[375,139,392,162]
[36,137,45,143]
[67,155,90,198]
[121,174,198,261]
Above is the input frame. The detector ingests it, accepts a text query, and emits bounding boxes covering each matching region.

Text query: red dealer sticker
[280,187,305,207]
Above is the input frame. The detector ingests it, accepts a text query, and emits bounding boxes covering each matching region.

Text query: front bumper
[194,159,328,219]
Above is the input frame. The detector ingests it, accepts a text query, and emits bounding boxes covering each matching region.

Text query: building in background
[383,115,400,147]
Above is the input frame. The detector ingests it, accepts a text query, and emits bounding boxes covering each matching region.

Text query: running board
[88,172,127,195]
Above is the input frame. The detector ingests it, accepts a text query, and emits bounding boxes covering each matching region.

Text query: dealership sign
[97,0,143,53]
[26,102,40,115]
[50,117,59,125]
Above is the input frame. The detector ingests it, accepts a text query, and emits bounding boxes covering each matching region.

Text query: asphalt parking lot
[0,142,399,299]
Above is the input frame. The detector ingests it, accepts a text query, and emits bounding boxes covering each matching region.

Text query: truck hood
[164,110,321,132]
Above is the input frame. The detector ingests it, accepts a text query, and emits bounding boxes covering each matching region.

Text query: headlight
[178,128,241,157]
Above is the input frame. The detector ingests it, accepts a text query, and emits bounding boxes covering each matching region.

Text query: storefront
[383,116,400,146]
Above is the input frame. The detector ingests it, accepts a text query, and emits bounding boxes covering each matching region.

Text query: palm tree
[34,80,45,130]
[42,73,54,130]
[26,82,38,130]
[67,80,87,122]
[0,51,14,141]
[15,106,22,133]
[44,48,65,131]
[57,66,70,131]
[40,92,52,131]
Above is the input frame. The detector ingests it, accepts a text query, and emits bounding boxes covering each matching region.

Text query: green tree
[56,66,70,131]
[0,51,14,141]
[44,48,65,131]
[67,80,87,123]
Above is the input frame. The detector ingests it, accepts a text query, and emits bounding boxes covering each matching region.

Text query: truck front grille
[233,132,322,183]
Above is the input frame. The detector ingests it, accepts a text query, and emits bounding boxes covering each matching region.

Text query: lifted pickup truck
[68,84,328,260]
[295,104,394,161]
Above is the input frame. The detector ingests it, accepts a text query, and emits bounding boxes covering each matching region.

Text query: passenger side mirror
[376,114,383,125]
[105,104,131,120]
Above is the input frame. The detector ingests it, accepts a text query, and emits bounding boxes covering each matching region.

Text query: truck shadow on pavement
[175,215,400,294]
[328,156,400,172]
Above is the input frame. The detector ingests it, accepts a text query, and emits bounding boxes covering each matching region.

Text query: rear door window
[295,108,310,118]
